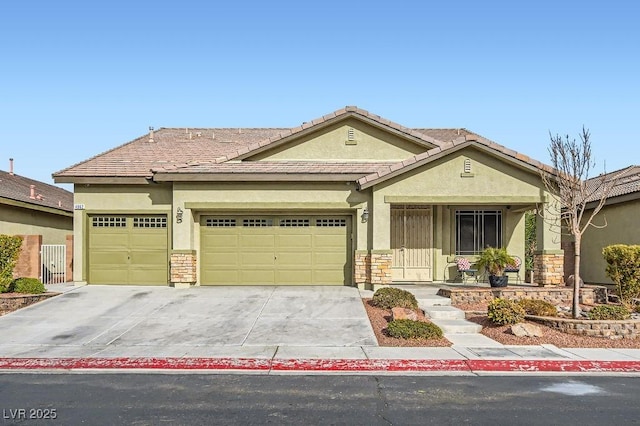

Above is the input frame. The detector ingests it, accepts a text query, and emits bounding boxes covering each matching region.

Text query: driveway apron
[0,285,377,358]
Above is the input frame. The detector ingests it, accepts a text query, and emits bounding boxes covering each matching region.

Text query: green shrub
[0,235,23,293]
[386,319,443,339]
[518,299,557,317]
[10,277,45,294]
[371,287,418,310]
[587,305,631,321]
[487,298,525,325]
[603,245,640,309]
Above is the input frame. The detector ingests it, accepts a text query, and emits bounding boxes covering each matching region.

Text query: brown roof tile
[0,170,73,213]
[585,165,640,202]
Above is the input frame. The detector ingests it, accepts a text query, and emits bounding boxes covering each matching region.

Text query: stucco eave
[153,173,363,182]
[383,195,549,204]
[53,176,151,185]
[183,202,357,211]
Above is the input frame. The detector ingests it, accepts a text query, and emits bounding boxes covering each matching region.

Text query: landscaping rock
[391,307,419,321]
[510,323,544,337]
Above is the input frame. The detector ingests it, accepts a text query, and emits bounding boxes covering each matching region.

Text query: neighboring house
[0,161,74,281]
[569,165,640,285]
[53,106,562,288]
[0,161,73,243]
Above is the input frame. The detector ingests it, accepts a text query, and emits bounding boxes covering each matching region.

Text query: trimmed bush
[386,319,443,339]
[518,299,557,317]
[587,305,631,321]
[10,278,46,294]
[371,287,418,310]
[603,245,640,309]
[487,298,525,325]
[0,235,23,293]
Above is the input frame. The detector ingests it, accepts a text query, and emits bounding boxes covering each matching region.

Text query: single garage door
[200,215,351,285]
[88,215,168,285]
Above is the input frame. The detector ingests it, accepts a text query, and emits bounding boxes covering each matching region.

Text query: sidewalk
[0,283,638,375]
[2,344,640,374]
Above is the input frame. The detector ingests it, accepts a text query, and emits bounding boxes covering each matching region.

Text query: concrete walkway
[0,284,639,374]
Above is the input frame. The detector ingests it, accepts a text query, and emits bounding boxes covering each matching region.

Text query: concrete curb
[2,357,640,373]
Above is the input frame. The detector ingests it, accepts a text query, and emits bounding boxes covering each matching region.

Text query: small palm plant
[476,247,515,287]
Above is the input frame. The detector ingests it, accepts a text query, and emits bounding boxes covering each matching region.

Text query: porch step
[423,305,465,320]
[429,319,483,334]
[415,295,451,307]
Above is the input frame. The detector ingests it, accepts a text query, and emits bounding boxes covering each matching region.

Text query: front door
[391,206,433,282]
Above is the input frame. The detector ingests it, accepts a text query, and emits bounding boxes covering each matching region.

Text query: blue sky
[1,1,638,187]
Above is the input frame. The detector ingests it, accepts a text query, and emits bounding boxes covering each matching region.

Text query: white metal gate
[41,245,66,284]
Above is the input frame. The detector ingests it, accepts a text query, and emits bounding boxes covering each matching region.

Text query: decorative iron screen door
[391,206,433,282]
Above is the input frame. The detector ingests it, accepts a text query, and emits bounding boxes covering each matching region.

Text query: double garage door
[88,215,168,285]
[200,215,351,286]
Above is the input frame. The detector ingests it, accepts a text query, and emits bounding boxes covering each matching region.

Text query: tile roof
[154,161,400,175]
[54,128,286,178]
[584,165,640,203]
[53,106,548,184]
[0,169,73,213]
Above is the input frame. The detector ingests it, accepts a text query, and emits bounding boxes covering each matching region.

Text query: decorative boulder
[510,323,543,337]
[566,274,584,288]
[391,307,419,321]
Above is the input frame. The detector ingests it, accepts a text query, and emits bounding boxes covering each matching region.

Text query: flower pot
[489,275,509,288]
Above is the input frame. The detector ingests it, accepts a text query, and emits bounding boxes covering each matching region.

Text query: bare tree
[541,128,620,318]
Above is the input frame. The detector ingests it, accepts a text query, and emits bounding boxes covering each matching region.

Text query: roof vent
[9,158,14,176]
[347,128,355,141]
[148,126,155,143]
[30,184,36,199]
[212,131,215,140]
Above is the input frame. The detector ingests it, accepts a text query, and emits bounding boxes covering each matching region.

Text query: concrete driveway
[0,285,377,358]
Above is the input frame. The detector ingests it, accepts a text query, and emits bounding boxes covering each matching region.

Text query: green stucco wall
[370,147,549,280]
[581,199,640,284]
[248,118,428,162]
[0,203,72,244]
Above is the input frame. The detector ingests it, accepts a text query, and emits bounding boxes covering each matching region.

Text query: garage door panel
[204,252,238,267]
[88,215,168,285]
[90,267,129,284]
[277,234,312,248]
[240,234,275,249]
[278,251,312,267]
[201,215,350,286]
[277,270,313,284]
[241,269,276,284]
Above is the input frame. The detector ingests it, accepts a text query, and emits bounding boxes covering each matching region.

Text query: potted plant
[476,247,515,288]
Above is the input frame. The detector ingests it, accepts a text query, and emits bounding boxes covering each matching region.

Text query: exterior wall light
[361,209,369,223]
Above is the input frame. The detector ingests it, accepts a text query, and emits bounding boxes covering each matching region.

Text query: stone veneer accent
[354,252,371,286]
[438,286,607,306]
[0,293,59,313]
[528,315,640,339]
[370,252,392,286]
[354,251,393,288]
[170,251,197,286]
[534,252,564,286]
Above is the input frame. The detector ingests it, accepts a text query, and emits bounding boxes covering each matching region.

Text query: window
[243,218,273,227]
[455,210,502,255]
[316,218,346,227]
[92,216,126,227]
[133,216,167,228]
[279,218,310,227]
[205,218,236,227]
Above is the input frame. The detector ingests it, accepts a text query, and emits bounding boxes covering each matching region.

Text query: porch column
[369,195,392,289]
[534,199,564,286]
[170,200,197,288]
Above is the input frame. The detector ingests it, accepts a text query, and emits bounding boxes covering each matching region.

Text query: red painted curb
[0,357,639,373]
[466,359,640,373]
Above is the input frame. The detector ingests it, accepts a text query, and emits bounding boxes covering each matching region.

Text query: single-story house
[566,165,640,285]
[0,160,74,280]
[53,107,563,289]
